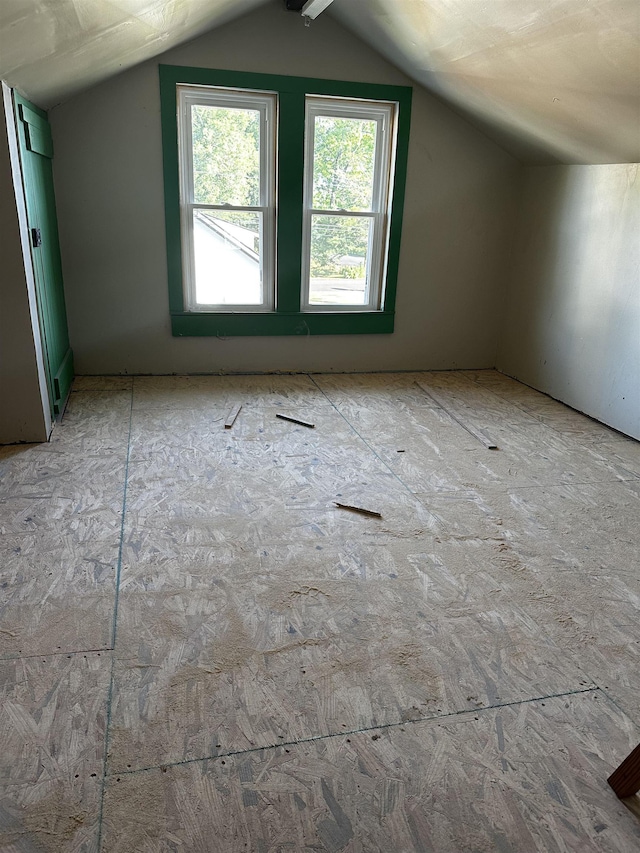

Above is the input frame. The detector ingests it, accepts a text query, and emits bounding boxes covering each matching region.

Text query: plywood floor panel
[0,652,110,783]
[46,390,132,451]
[132,373,327,411]
[462,370,635,444]
[0,777,101,853]
[0,436,126,658]
[313,369,438,397]
[128,403,387,472]
[100,692,640,853]
[0,448,127,492]
[71,376,134,392]
[0,371,638,852]
[123,473,433,551]
[0,538,118,658]
[335,405,635,492]
[483,481,640,576]
[417,481,640,724]
[108,534,596,772]
[0,652,109,853]
[595,439,640,477]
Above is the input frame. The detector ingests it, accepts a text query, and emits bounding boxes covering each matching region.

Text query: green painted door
[14,92,73,417]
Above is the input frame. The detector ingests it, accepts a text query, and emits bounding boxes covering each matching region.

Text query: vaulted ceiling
[0,0,638,164]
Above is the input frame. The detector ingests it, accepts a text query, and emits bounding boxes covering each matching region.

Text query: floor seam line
[306,375,446,532]
[306,374,417,497]
[107,686,599,778]
[0,646,113,662]
[593,685,639,722]
[96,381,134,851]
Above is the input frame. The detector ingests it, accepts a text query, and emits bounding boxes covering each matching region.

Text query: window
[302,98,395,312]
[177,86,276,311]
[160,66,412,336]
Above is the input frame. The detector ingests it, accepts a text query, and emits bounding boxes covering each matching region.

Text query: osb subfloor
[1,370,639,852]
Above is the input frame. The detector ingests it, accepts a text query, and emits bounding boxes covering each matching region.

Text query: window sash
[176,85,276,312]
[301,97,396,312]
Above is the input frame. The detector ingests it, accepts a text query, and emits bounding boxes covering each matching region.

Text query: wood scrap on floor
[276,413,315,428]
[224,403,242,429]
[334,501,382,518]
[416,382,498,449]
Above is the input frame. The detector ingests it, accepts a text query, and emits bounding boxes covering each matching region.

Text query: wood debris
[276,413,315,428]
[224,403,242,429]
[334,502,382,519]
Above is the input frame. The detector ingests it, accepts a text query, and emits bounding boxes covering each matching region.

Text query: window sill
[170,311,395,337]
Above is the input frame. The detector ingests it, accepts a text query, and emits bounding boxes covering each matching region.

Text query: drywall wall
[498,164,639,440]
[50,1,520,375]
[0,82,50,444]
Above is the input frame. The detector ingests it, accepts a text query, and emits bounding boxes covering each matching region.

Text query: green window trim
[159,64,412,337]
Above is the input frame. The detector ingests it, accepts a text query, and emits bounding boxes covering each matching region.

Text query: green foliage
[312,116,376,211]
[310,216,369,279]
[311,116,375,277]
[191,105,377,278]
[191,105,260,208]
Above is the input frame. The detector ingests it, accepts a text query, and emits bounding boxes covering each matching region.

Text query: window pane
[308,215,372,306]
[193,210,262,305]
[312,116,377,212]
[191,105,260,206]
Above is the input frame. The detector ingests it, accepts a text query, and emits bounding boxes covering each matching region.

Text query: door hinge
[31,227,42,248]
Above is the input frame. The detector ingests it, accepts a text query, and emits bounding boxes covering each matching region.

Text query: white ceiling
[0,0,638,164]
[0,0,266,106]
[332,0,640,164]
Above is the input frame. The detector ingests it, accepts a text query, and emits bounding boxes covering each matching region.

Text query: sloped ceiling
[0,0,268,107]
[0,0,638,164]
[332,0,640,164]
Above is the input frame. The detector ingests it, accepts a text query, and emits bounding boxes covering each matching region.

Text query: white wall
[0,82,50,444]
[49,2,520,375]
[498,164,640,440]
